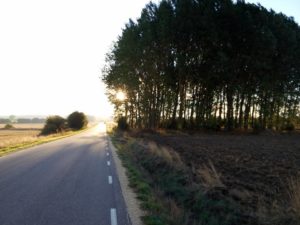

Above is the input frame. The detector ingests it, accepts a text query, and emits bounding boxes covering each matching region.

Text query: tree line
[41,111,88,135]
[0,117,45,124]
[103,0,300,130]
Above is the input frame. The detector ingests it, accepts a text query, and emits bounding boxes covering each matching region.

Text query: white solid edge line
[108,176,113,184]
[110,208,117,225]
[107,161,111,166]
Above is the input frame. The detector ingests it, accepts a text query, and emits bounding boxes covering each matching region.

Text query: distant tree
[67,111,88,130]
[117,116,129,131]
[32,118,46,123]
[41,116,66,135]
[17,118,32,123]
[4,124,14,129]
[9,115,17,123]
[0,118,10,124]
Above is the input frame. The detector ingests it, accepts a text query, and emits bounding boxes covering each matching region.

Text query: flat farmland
[132,131,300,223]
[0,130,41,149]
[0,123,44,130]
[0,124,44,153]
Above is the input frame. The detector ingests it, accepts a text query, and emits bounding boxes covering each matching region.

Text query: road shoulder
[108,137,144,225]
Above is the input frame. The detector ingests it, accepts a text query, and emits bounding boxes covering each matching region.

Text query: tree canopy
[67,111,88,130]
[41,115,66,135]
[103,0,300,131]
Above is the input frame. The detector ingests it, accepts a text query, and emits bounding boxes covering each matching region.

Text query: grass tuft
[288,177,300,218]
[197,161,225,191]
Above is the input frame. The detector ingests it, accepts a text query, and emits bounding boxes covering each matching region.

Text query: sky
[246,0,299,23]
[0,0,299,119]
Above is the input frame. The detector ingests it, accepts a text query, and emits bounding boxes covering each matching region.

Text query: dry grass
[147,141,183,168]
[0,124,86,157]
[288,177,300,217]
[197,161,225,191]
[166,198,184,221]
[0,123,44,129]
[0,130,41,149]
[0,123,44,150]
[124,130,300,224]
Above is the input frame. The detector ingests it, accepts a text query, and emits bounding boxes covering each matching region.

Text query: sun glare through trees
[116,90,126,101]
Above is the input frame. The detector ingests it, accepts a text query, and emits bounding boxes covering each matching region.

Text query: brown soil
[132,130,300,212]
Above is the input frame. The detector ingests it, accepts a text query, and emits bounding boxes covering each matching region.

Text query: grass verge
[0,128,88,157]
[111,131,242,225]
[112,135,172,225]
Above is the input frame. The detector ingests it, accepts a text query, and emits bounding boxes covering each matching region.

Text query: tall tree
[103,0,300,131]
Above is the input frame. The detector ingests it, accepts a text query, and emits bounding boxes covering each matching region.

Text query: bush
[252,121,264,134]
[203,119,221,131]
[41,116,66,135]
[4,124,14,129]
[281,121,295,131]
[67,111,88,130]
[117,116,129,130]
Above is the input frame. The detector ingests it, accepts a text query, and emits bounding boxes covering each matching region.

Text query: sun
[116,90,126,101]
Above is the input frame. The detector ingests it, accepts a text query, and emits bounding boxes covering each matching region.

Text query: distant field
[0,123,85,157]
[0,130,41,149]
[0,123,44,149]
[0,123,44,129]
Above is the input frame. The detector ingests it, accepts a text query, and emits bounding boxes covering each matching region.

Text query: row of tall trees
[103,0,300,130]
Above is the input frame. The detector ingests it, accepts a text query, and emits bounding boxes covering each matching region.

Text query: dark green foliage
[252,121,264,134]
[117,116,129,130]
[281,121,295,131]
[67,111,88,130]
[103,0,300,131]
[41,116,66,135]
[142,216,165,225]
[4,124,14,129]
[203,118,222,131]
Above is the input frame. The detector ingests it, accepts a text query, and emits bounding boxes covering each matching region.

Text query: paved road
[0,124,130,225]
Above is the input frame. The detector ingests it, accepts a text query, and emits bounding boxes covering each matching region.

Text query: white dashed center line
[107,161,111,166]
[110,208,117,225]
[107,152,109,156]
[108,176,113,184]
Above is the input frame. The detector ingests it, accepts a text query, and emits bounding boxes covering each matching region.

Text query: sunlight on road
[95,122,106,133]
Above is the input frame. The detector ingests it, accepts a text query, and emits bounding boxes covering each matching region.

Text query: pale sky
[246,0,299,23]
[0,0,299,119]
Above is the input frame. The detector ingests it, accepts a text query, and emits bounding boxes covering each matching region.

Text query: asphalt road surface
[0,124,130,225]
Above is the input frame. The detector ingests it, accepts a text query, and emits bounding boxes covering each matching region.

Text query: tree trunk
[226,88,234,131]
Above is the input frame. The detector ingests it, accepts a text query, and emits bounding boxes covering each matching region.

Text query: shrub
[252,121,264,134]
[67,111,88,130]
[117,116,129,130]
[281,121,295,131]
[4,124,14,129]
[203,119,221,131]
[285,123,295,131]
[41,115,66,135]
